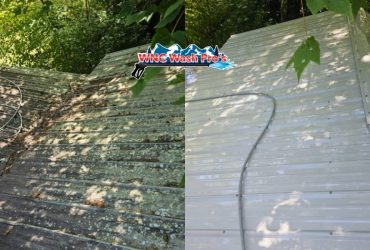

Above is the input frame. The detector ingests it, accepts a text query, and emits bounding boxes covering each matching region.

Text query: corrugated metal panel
[186,12,370,250]
[350,9,370,128]
[0,67,83,171]
[0,45,184,249]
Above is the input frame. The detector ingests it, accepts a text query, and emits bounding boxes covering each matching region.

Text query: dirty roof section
[88,44,149,81]
[0,45,184,249]
[186,12,370,249]
[0,67,85,171]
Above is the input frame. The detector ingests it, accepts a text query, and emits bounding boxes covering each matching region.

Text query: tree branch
[171,9,184,33]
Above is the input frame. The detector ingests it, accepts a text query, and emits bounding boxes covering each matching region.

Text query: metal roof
[186,11,370,249]
[0,45,184,249]
[0,67,83,171]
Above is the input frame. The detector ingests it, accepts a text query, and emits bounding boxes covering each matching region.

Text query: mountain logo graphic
[132,43,234,79]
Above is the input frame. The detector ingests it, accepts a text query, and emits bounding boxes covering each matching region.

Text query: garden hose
[187,92,276,250]
[0,76,23,137]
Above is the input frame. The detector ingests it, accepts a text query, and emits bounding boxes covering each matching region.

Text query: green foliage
[306,0,325,14]
[154,0,183,29]
[168,73,185,85]
[351,0,369,18]
[323,0,352,18]
[186,0,369,81]
[130,78,147,97]
[0,0,151,73]
[286,36,320,80]
[307,0,368,20]
[164,0,183,19]
[127,0,185,98]
[186,1,291,48]
[164,72,185,104]
[174,95,185,105]
[179,173,185,188]
[171,30,186,46]
[125,0,185,47]
[151,28,172,46]
[130,67,162,96]
[125,10,154,25]
[289,0,369,80]
[155,7,180,28]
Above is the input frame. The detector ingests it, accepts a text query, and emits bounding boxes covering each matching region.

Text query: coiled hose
[187,92,276,250]
[0,76,23,137]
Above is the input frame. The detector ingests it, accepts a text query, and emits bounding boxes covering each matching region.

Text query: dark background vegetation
[1,0,368,74]
[186,0,370,48]
[187,0,312,48]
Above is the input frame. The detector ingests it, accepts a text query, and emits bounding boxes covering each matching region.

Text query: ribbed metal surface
[351,9,370,129]
[0,45,184,249]
[186,12,370,249]
[0,67,82,169]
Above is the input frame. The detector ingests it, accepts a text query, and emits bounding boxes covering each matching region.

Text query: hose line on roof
[0,76,23,137]
[187,92,276,250]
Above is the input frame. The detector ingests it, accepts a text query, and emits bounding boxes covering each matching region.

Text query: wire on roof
[0,76,23,139]
[187,92,276,250]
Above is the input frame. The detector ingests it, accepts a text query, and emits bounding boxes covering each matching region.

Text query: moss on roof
[0,45,184,249]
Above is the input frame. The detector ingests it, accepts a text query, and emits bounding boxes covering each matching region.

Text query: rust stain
[85,198,105,208]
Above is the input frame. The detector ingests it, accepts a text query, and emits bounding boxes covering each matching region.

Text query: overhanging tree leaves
[127,0,185,97]
[164,0,183,19]
[173,95,185,105]
[307,0,366,20]
[130,67,162,97]
[286,35,320,80]
[287,0,369,80]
